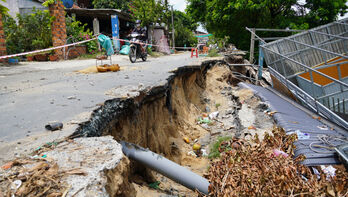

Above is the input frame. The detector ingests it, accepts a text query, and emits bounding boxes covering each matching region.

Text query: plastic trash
[187,151,197,157]
[149,181,160,189]
[45,122,63,131]
[209,111,219,119]
[198,117,211,124]
[272,149,289,157]
[98,34,114,56]
[119,45,130,55]
[183,137,190,144]
[1,161,14,170]
[312,167,321,179]
[295,130,310,140]
[11,180,22,191]
[317,125,328,130]
[201,149,208,157]
[287,130,310,140]
[320,165,336,180]
[193,143,201,151]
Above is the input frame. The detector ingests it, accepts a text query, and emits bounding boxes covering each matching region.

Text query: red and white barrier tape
[0,37,98,60]
[0,36,197,60]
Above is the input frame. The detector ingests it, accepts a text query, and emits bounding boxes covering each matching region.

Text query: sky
[170,0,187,12]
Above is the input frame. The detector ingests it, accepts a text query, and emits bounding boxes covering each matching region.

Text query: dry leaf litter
[206,127,348,196]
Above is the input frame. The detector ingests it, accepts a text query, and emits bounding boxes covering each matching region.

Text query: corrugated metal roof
[239,82,348,166]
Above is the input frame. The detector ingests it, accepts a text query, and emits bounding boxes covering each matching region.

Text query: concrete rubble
[1,136,131,197]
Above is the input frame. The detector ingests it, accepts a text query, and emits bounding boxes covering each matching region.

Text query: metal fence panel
[261,18,348,129]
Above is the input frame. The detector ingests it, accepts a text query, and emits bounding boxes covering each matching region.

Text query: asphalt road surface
[0,52,198,143]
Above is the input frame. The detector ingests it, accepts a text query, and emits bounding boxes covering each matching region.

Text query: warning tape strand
[0,36,196,60]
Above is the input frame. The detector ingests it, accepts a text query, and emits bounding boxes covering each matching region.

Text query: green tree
[129,0,168,26]
[304,0,347,27]
[186,0,347,51]
[172,11,198,47]
[0,0,9,15]
[92,0,129,12]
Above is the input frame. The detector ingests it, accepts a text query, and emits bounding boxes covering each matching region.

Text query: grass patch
[207,48,220,57]
[147,47,163,58]
[208,136,232,159]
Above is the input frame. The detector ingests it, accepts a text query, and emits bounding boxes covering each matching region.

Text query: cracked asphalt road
[0,52,198,143]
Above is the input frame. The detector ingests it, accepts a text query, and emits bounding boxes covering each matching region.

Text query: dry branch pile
[206,127,348,196]
[0,158,86,197]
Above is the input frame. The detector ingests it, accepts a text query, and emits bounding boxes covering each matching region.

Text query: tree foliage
[3,8,54,54]
[92,0,129,12]
[304,0,347,27]
[66,16,98,53]
[172,11,198,47]
[129,0,168,26]
[186,0,348,51]
[0,0,9,15]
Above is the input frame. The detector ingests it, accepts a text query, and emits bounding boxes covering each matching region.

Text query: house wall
[18,0,47,15]
[0,0,20,19]
[0,0,47,19]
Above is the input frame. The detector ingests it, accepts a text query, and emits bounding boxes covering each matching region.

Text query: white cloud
[170,0,187,12]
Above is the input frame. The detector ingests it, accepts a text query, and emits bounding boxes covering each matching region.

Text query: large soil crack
[72,59,274,196]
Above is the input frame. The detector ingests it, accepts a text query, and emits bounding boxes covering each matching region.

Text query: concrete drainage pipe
[120,141,210,195]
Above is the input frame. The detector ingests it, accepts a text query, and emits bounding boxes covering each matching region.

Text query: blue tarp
[195,34,212,38]
[119,45,130,55]
[98,34,114,56]
[62,0,73,8]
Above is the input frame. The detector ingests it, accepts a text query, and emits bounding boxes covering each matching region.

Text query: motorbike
[128,33,147,63]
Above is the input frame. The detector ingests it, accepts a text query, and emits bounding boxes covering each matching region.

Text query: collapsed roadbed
[1,55,346,196]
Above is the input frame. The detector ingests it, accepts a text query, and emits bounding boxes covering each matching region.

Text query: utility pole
[171,5,175,50]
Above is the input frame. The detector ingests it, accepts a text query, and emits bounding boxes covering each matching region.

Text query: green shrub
[208,48,220,57]
[66,16,98,54]
[208,136,232,159]
[3,8,54,54]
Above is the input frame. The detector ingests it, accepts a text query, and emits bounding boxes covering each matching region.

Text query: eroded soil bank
[72,58,274,196]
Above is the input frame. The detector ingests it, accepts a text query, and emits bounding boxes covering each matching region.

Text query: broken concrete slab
[0,136,128,197]
[46,136,124,196]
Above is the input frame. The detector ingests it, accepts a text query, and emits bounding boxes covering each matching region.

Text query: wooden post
[93,18,101,50]
[249,28,255,63]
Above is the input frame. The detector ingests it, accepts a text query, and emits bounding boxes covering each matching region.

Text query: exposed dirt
[0,58,278,196]
[105,157,136,197]
[70,58,276,196]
